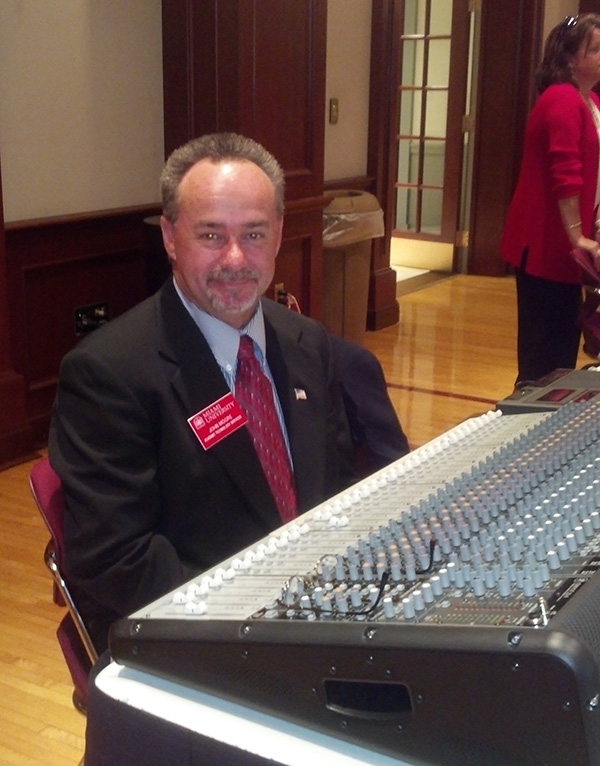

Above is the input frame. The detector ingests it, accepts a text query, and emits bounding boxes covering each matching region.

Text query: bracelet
[568,221,582,229]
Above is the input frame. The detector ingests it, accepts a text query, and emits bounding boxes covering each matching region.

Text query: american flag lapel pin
[294,388,307,400]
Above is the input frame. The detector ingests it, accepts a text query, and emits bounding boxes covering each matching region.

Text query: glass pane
[427,39,451,87]
[401,39,424,87]
[421,188,443,234]
[403,0,425,36]
[396,187,419,232]
[399,89,422,136]
[395,187,409,229]
[422,140,445,186]
[397,139,420,185]
[425,90,448,138]
[430,0,453,36]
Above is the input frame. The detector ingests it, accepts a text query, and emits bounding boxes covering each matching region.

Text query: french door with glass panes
[392,0,472,260]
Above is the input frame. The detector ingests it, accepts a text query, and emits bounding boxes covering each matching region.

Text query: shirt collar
[172,277,267,374]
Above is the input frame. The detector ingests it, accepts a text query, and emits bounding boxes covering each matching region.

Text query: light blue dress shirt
[172,278,293,460]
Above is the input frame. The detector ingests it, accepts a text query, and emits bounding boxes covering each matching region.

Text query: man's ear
[159,216,177,265]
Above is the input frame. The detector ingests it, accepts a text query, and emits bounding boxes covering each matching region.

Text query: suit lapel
[156,281,281,528]
[263,301,329,513]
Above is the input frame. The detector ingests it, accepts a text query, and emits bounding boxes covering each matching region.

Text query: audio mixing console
[111,402,600,766]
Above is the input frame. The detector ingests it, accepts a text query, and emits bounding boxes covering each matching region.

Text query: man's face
[160,158,283,329]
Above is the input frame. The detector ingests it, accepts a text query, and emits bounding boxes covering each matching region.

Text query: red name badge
[187,392,248,450]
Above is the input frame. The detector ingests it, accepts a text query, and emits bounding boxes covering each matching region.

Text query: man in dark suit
[49,133,356,652]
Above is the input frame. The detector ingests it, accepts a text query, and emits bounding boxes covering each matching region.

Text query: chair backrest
[30,457,67,565]
[30,457,98,671]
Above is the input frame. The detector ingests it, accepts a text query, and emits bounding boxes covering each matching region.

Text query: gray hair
[160,132,285,223]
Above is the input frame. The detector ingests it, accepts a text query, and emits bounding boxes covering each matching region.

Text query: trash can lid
[323,190,384,246]
[323,189,381,214]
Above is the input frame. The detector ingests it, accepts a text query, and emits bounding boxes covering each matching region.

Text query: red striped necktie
[235,335,297,523]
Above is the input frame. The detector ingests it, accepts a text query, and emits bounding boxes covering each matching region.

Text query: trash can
[322,190,384,344]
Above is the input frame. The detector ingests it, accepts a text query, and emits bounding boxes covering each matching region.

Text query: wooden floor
[0,273,593,764]
[364,273,592,448]
[0,456,86,765]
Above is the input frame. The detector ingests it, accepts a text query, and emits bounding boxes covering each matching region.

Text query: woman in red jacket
[501,14,600,384]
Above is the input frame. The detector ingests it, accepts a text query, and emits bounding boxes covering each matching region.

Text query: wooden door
[467,0,544,275]
[161,0,327,316]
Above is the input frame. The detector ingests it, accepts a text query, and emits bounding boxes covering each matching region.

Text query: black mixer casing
[108,404,600,765]
[111,589,600,766]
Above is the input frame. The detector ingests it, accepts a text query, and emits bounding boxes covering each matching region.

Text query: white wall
[0,0,582,224]
[0,1,371,222]
[0,0,164,223]
[324,0,372,181]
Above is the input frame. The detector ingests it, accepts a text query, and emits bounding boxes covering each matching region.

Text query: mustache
[207,267,260,282]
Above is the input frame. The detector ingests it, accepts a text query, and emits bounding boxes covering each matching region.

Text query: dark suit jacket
[330,335,409,476]
[49,279,355,651]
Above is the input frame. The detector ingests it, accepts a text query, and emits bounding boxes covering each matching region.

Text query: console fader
[111,402,600,766]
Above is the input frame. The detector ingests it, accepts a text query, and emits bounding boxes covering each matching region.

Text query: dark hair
[536,14,600,94]
[160,132,285,223]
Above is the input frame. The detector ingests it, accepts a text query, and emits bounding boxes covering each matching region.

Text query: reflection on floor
[364,274,594,450]
[364,274,516,449]
[393,265,454,297]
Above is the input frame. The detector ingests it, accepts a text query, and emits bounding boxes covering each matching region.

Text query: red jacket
[501,83,600,283]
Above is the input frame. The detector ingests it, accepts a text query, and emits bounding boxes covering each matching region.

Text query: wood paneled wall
[580,1,600,13]
[1,0,329,463]
[0,2,400,465]
[0,157,35,466]
[4,205,161,448]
